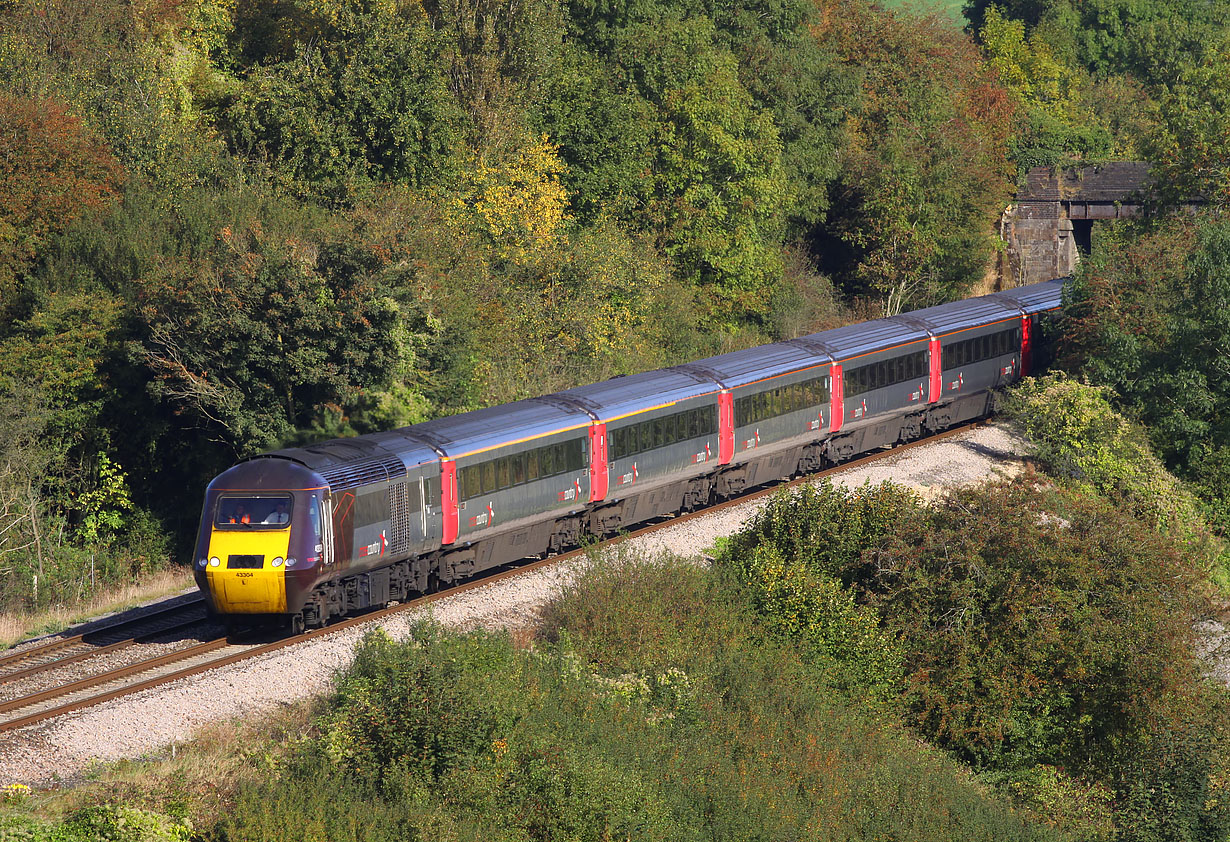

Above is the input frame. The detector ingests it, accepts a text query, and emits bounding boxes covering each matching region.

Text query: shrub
[1003,373,1230,590]
[218,560,1063,842]
[717,482,915,693]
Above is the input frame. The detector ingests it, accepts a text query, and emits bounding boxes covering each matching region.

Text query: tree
[965,0,1230,87]
[1147,41,1230,209]
[0,0,222,182]
[225,0,465,203]
[134,223,402,459]
[564,0,856,232]
[612,17,789,327]
[449,134,571,268]
[0,93,122,316]
[1063,213,1230,531]
[813,0,1015,309]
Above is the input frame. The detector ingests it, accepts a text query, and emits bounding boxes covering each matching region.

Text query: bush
[1002,373,1230,590]
[717,482,915,693]
[719,475,1230,838]
[217,562,1063,842]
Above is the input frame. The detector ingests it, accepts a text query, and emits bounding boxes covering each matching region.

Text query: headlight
[196,558,207,569]
[285,557,297,568]
[209,557,220,568]
[271,557,284,568]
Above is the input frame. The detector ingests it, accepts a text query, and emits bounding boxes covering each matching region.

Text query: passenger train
[192,279,1064,633]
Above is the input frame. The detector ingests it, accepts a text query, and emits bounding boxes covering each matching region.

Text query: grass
[0,568,196,649]
[0,700,318,836]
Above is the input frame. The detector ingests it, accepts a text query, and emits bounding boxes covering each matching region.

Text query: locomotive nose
[201,493,295,614]
[204,534,291,615]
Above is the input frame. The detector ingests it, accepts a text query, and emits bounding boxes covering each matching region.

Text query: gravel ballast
[0,422,1029,786]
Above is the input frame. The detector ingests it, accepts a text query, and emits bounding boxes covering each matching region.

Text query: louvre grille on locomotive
[192,280,1064,633]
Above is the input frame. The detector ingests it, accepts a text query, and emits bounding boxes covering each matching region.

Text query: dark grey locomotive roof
[801,318,929,363]
[409,399,592,460]
[897,297,1021,336]
[210,457,324,492]
[685,341,829,390]
[988,278,1065,313]
[552,369,721,421]
[261,434,433,490]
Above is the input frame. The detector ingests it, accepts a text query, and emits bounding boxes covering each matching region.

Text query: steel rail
[0,598,206,674]
[0,615,210,687]
[0,421,986,733]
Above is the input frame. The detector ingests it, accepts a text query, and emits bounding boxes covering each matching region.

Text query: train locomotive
[192,279,1064,633]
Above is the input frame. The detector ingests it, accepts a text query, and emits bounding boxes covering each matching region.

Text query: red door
[1020,314,1033,376]
[928,337,942,402]
[440,460,458,545]
[830,365,844,432]
[588,423,608,502]
[718,392,734,464]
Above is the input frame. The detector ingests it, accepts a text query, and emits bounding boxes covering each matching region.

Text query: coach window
[479,461,495,495]
[496,457,511,490]
[511,453,526,486]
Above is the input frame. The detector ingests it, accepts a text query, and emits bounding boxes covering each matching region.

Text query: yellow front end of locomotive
[205,527,291,614]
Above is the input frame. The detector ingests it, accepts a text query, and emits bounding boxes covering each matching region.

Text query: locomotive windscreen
[215,494,293,528]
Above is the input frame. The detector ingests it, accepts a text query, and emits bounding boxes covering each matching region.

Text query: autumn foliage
[0,93,122,311]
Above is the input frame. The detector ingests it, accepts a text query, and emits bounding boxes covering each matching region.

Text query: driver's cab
[192,459,329,616]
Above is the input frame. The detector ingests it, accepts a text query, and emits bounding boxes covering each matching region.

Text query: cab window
[215,494,292,529]
[309,494,322,540]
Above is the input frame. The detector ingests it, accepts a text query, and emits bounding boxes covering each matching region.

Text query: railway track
[0,421,983,734]
[0,597,207,685]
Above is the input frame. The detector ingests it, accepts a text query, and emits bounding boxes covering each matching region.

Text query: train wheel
[290,613,306,635]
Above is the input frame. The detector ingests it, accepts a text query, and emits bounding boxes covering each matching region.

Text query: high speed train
[192,279,1064,633]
